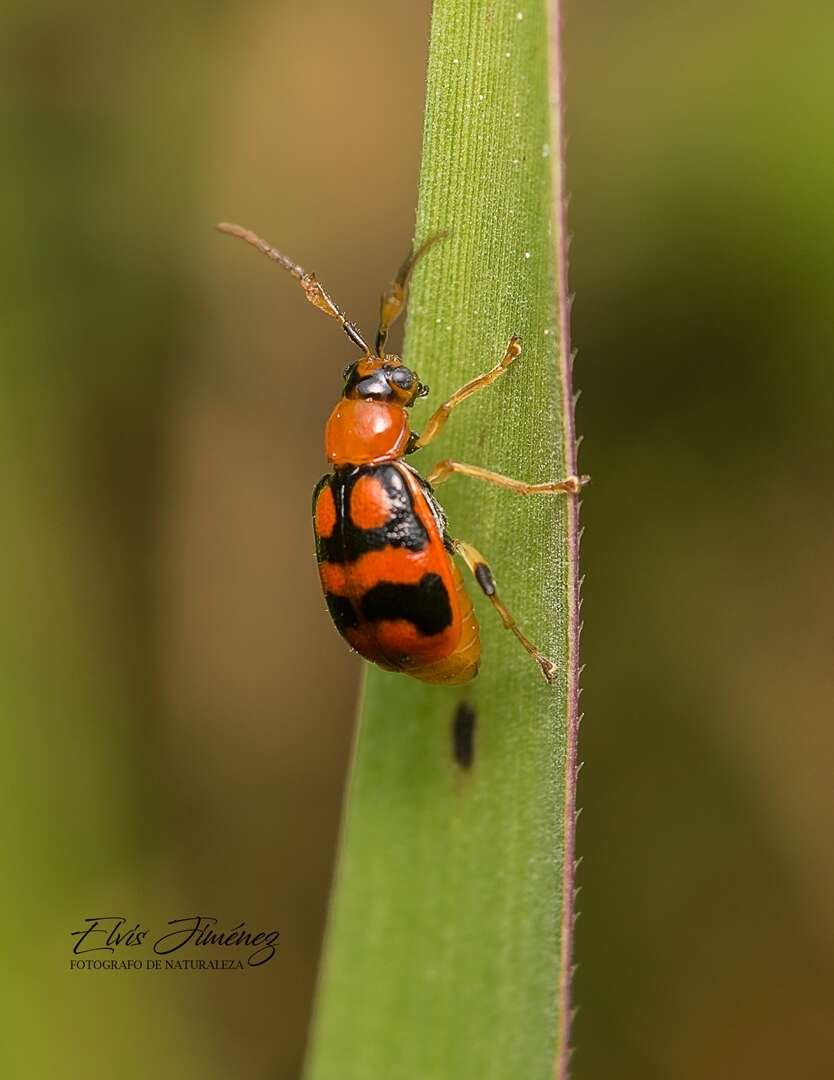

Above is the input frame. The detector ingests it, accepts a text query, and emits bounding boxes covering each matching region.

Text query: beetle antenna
[216,222,371,354]
[376,230,449,355]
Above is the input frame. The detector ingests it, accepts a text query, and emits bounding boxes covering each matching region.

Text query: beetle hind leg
[453,539,556,684]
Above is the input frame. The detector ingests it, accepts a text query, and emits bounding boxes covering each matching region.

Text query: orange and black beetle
[217,222,587,684]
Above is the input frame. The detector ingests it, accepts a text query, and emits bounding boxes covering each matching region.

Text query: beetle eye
[389,366,415,390]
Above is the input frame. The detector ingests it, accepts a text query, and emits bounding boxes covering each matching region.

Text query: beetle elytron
[217,222,587,684]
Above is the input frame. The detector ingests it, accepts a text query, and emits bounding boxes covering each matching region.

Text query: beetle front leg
[453,539,556,684]
[412,334,522,450]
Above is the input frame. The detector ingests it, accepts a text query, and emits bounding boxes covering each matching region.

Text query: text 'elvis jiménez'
[70,916,279,966]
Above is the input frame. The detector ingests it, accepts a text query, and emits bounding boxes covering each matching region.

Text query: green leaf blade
[306,2,580,1077]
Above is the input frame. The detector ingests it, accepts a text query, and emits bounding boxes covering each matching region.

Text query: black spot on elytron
[475,562,496,596]
[314,465,429,565]
[452,703,476,769]
[324,593,358,632]
[360,574,453,637]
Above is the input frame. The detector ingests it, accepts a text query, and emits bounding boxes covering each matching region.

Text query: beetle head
[342,356,429,406]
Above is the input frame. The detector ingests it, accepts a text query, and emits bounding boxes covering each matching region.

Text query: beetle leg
[376,232,448,355]
[453,539,556,684]
[216,222,371,354]
[413,334,523,449]
[428,460,589,494]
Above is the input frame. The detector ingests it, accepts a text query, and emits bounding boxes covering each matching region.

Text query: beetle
[217,222,587,684]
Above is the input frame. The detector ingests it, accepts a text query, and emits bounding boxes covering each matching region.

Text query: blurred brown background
[5,1,833,1077]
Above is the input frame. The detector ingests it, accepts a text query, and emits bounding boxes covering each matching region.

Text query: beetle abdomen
[313,462,480,683]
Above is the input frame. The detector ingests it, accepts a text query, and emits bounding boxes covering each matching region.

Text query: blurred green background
[5,1,833,1077]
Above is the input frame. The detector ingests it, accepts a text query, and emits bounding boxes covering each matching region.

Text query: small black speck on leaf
[452,702,476,769]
